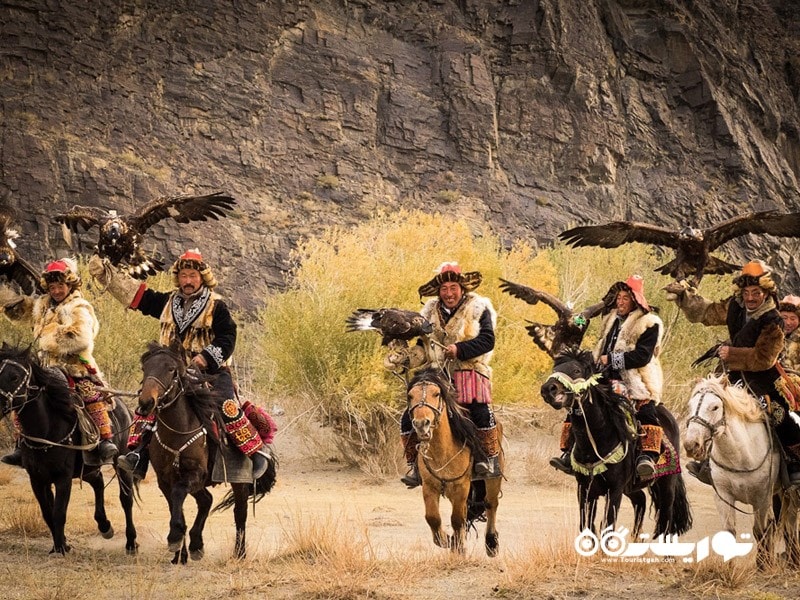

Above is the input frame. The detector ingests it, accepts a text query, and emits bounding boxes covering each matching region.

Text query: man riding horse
[89,249,270,480]
[389,262,501,488]
[550,275,665,480]
[0,258,118,464]
[666,260,800,486]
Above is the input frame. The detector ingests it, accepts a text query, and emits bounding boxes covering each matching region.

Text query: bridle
[543,370,603,411]
[686,389,727,439]
[0,358,38,415]
[408,380,444,428]
[142,365,185,412]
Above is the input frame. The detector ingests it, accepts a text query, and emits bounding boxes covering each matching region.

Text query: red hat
[605,274,650,313]
[171,248,217,289]
[40,257,81,291]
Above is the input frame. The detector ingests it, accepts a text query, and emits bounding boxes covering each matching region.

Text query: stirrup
[117,451,141,474]
[400,465,421,488]
[473,455,501,479]
[549,452,573,474]
[636,455,656,479]
[99,440,118,460]
[686,459,713,486]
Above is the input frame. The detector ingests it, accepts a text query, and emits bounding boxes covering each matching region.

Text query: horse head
[138,341,186,416]
[407,368,454,441]
[0,344,36,416]
[540,347,599,410]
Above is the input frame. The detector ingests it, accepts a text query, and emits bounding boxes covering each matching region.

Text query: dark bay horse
[540,348,692,539]
[138,342,276,563]
[407,368,503,556]
[0,344,137,555]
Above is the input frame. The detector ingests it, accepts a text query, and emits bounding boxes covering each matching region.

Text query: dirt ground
[1,408,799,600]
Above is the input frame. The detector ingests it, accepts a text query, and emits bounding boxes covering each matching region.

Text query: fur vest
[30,291,103,380]
[594,308,664,403]
[159,289,229,366]
[419,293,496,379]
[784,330,800,373]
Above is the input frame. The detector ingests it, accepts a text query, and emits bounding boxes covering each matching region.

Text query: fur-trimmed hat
[40,257,81,291]
[171,249,217,289]
[418,262,482,298]
[733,260,777,294]
[605,274,651,313]
[779,294,800,315]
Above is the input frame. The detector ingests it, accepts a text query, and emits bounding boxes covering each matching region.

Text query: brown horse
[407,368,503,556]
[138,342,276,563]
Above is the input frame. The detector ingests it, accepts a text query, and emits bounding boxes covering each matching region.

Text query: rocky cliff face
[2,0,799,307]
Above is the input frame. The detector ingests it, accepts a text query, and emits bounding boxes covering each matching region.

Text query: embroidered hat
[171,248,217,289]
[733,260,777,294]
[606,274,650,312]
[417,262,482,298]
[40,257,81,291]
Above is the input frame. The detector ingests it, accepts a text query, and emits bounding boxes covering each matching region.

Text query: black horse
[540,348,692,539]
[0,344,137,554]
[138,342,277,563]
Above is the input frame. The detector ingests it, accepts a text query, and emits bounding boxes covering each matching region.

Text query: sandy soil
[0,409,798,600]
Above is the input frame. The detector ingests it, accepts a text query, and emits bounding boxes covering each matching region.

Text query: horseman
[666,260,800,486]
[550,275,665,480]
[0,258,118,465]
[779,294,800,372]
[389,262,500,488]
[89,249,270,480]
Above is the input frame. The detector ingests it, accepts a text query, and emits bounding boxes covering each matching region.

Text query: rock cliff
[2,0,799,307]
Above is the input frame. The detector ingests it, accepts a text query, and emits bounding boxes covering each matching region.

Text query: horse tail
[650,474,693,536]
[668,475,693,535]
[212,452,278,512]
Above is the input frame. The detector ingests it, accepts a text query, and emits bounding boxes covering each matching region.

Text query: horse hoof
[190,548,204,561]
[126,543,139,556]
[168,541,182,553]
[486,532,500,557]
[101,524,114,540]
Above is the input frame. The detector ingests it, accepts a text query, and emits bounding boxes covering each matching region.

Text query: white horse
[684,375,799,567]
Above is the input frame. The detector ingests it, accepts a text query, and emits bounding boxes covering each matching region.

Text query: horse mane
[408,368,487,462]
[0,345,75,417]
[140,342,222,440]
[691,374,764,423]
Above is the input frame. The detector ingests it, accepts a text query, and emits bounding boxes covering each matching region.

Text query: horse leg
[601,489,624,534]
[48,476,73,555]
[116,468,138,554]
[484,477,502,557]
[28,477,60,553]
[651,478,675,538]
[231,484,250,559]
[81,468,113,539]
[752,499,776,570]
[448,484,469,554]
[578,484,595,533]
[165,481,189,554]
[423,487,448,549]
[187,488,213,561]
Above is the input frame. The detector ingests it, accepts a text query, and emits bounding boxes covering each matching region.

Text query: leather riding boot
[118,429,152,480]
[1,444,23,467]
[475,425,500,478]
[549,450,573,474]
[400,431,421,488]
[686,459,713,486]
[636,453,657,479]
[401,464,421,488]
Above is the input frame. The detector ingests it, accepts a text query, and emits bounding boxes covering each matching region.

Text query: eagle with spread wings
[54,191,236,279]
[0,201,39,295]
[499,279,605,357]
[346,308,433,346]
[559,210,800,285]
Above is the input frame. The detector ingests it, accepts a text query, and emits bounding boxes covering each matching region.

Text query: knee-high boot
[549,421,573,474]
[636,424,663,479]
[400,430,420,488]
[220,398,269,479]
[1,411,23,467]
[85,399,118,460]
[118,411,156,479]
[475,425,501,478]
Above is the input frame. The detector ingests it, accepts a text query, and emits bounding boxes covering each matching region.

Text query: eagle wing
[704,210,800,250]
[498,278,571,318]
[559,221,681,249]
[345,308,432,345]
[3,254,39,295]
[52,205,108,233]
[130,192,237,233]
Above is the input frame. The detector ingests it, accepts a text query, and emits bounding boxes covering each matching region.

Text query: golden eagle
[0,201,39,295]
[559,210,800,285]
[54,192,236,279]
[499,278,605,357]
[346,308,433,345]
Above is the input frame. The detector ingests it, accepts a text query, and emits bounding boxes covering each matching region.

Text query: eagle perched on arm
[0,201,39,295]
[345,308,433,346]
[499,278,605,357]
[53,191,236,279]
[559,210,800,286]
